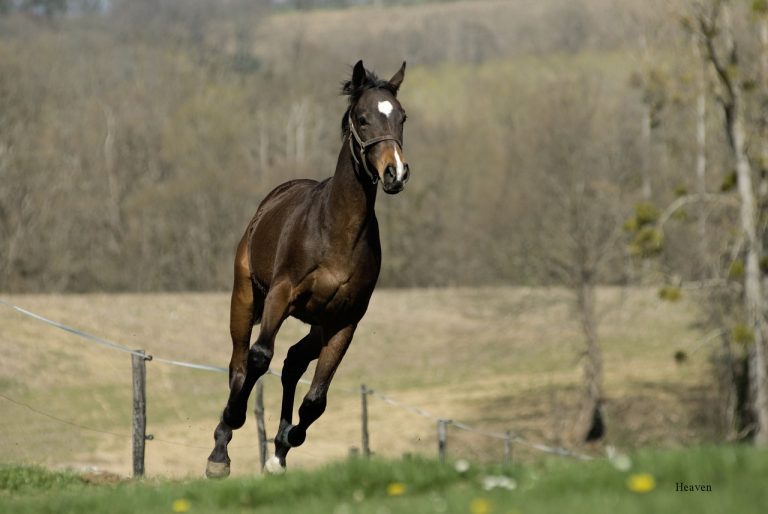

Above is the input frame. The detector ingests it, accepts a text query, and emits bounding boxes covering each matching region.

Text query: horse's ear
[389,61,406,93]
[352,60,367,90]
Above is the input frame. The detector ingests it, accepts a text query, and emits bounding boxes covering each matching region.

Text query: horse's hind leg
[267,325,323,473]
[206,256,257,478]
[272,323,356,467]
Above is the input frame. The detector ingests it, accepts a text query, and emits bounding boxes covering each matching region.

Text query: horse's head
[342,60,410,194]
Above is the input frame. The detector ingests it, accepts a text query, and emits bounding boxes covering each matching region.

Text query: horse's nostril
[403,164,410,182]
[385,166,396,180]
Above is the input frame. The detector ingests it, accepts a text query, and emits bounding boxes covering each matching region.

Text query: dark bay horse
[206,60,410,478]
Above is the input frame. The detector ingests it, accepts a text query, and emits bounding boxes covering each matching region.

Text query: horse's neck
[327,140,377,241]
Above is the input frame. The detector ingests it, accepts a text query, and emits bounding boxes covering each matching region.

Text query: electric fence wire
[0,298,590,460]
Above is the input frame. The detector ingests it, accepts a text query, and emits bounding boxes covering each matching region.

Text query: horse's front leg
[206,280,292,479]
[269,326,323,472]
[266,323,356,474]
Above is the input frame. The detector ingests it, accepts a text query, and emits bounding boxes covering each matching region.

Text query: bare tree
[758,2,768,200]
[521,78,630,444]
[695,0,768,444]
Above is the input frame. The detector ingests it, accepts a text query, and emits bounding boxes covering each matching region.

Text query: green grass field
[1,446,765,514]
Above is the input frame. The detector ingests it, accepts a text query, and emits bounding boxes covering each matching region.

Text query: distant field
[0,287,713,478]
[2,447,765,514]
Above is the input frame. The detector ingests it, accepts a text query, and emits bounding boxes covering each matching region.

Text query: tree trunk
[294,100,307,163]
[638,33,654,201]
[698,0,768,446]
[735,115,768,445]
[693,34,708,275]
[718,333,739,438]
[760,13,768,309]
[258,111,269,175]
[576,278,604,442]
[760,17,768,200]
[723,4,768,445]
[102,105,123,250]
[640,106,653,201]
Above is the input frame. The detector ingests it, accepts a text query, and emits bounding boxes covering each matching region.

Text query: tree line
[0,0,661,292]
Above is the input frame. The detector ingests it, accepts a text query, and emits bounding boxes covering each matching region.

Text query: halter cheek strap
[348,113,402,185]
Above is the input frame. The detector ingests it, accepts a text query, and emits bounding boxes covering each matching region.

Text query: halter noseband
[347,112,402,185]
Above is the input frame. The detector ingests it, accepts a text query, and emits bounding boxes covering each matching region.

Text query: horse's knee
[248,345,273,375]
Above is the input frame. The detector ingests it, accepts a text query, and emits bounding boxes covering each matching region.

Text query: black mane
[340,68,397,139]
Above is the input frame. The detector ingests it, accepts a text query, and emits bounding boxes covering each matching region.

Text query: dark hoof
[205,460,231,479]
[286,426,306,447]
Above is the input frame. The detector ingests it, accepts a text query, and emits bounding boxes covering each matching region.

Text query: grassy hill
[1,446,766,514]
[0,287,716,478]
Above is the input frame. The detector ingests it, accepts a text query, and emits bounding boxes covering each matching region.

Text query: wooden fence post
[437,419,450,463]
[504,430,512,464]
[132,350,148,478]
[255,378,267,470]
[361,384,370,458]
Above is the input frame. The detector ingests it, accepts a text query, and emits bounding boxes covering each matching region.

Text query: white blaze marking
[393,144,405,181]
[378,101,393,117]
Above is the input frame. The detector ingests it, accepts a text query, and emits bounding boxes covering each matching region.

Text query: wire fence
[0,298,591,475]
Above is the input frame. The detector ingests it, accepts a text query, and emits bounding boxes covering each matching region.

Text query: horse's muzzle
[382,163,409,194]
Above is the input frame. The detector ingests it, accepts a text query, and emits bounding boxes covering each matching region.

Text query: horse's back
[248,178,321,232]
[252,179,320,218]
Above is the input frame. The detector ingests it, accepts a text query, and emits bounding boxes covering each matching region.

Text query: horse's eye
[357,116,369,126]
[401,114,408,124]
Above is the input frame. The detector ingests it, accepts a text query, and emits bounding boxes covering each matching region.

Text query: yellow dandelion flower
[172,498,191,513]
[627,473,656,493]
[470,497,492,514]
[387,482,406,496]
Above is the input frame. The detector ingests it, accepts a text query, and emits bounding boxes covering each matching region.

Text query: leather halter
[347,112,402,185]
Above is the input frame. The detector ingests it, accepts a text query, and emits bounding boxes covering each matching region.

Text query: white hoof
[264,455,285,475]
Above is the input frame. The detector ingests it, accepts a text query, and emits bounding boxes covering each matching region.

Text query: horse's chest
[293,265,376,323]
